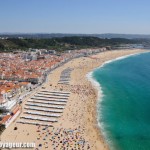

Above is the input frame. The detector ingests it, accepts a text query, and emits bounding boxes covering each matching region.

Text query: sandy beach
[0,49,146,150]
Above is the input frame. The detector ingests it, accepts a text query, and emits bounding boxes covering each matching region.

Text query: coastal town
[0,0,150,150]
[1,0,150,149]
[0,48,145,150]
[0,47,107,130]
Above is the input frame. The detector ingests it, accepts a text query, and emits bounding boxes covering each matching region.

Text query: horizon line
[0,32,150,35]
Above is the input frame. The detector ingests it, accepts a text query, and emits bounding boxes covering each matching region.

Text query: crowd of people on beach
[57,85,95,97]
[35,126,91,150]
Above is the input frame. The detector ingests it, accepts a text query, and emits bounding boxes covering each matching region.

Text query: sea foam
[86,50,150,149]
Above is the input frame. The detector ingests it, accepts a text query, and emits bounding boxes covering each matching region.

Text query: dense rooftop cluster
[0,47,106,128]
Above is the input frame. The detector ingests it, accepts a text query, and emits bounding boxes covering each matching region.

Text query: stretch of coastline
[0,49,146,150]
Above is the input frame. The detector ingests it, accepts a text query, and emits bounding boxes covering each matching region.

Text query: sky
[0,0,150,34]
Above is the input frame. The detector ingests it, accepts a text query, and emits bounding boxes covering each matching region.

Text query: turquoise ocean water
[92,52,150,150]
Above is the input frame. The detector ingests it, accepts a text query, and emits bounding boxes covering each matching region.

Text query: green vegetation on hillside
[0,37,141,52]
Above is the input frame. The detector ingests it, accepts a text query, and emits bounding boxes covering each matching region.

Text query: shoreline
[0,49,148,150]
[86,50,150,150]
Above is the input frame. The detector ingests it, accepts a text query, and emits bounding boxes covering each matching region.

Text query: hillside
[1,33,150,39]
[0,37,142,52]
